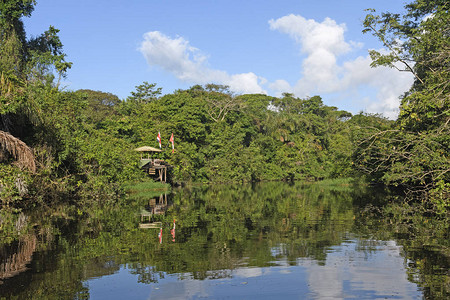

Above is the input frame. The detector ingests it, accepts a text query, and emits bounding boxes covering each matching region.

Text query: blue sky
[24,0,413,118]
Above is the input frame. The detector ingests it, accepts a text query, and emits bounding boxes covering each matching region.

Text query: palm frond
[0,130,36,173]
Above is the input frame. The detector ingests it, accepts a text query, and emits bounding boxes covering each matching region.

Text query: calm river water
[0,181,448,299]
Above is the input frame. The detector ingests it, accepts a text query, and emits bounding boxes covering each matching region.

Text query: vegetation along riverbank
[0,0,448,223]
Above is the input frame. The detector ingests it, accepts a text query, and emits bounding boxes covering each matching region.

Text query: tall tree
[1,1,73,203]
[203,84,241,122]
[76,89,121,123]
[358,0,449,205]
[0,0,34,78]
[127,81,162,104]
[0,0,37,168]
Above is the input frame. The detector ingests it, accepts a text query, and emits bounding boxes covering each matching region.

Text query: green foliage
[0,0,371,208]
[359,0,449,207]
[86,79,361,186]
[7,0,446,213]
[127,81,162,104]
[26,25,72,83]
[0,0,153,206]
[0,164,31,206]
[0,0,34,78]
[75,89,121,124]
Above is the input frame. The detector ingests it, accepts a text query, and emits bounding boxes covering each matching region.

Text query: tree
[0,0,72,125]
[0,1,38,176]
[127,81,162,104]
[0,0,34,78]
[358,0,449,206]
[76,89,121,123]
[203,84,241,122]
[0,0,75,204]
[363,0,449,132]
[26,25,72,85]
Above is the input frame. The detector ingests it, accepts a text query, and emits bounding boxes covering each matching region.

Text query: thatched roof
[134,146,162,152]
[0,130,36,173]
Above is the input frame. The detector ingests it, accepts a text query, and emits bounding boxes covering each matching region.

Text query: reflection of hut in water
[134,146,169,183]
[0,235,37,284]
[139,193,170,229]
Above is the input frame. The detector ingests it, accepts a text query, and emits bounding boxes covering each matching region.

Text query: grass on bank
[122,180,171,200]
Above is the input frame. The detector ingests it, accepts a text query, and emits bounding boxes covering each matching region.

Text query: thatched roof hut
[134,146,168,182]
[134,146,162,152]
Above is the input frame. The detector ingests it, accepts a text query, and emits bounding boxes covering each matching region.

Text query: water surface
[0,182,448,299]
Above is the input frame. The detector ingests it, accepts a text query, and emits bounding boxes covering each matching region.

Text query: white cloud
[269,79,293,95]
[341,56,413,118]
[139,31,266,94]
[269,14,349,95]
[139,31,207,81]
[139,15,414,119]
[269,15,350,55]
[268,14,414,119]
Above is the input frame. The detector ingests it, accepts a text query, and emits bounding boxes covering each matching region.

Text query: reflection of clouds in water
[125,240,420,299]
[302,239,420,299]
[307,262,343,299]
[233,266,293,277]
[149,279,208,300]
[234,267,264,278]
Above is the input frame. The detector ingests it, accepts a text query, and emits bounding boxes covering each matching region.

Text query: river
[0,181,448,299]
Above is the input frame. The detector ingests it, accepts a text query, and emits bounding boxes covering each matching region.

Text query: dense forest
[0,0,448,214]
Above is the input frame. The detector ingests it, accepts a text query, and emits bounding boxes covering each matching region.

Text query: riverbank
[122,180,171,200]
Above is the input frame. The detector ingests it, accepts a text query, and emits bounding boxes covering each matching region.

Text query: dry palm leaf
[0,130,36,173]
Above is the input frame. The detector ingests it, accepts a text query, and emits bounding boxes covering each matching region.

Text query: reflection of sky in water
[85,239,422,299]
[303,239,421,299]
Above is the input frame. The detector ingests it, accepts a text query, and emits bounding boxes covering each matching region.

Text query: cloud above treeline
[139,31,266,94]
[139,14,413,119]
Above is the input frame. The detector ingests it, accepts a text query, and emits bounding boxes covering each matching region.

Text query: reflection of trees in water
[0,234,37,284]
[0,182,447,298]
[142,182,360,276]
[356,203,450,299]
[0,204,123,298]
